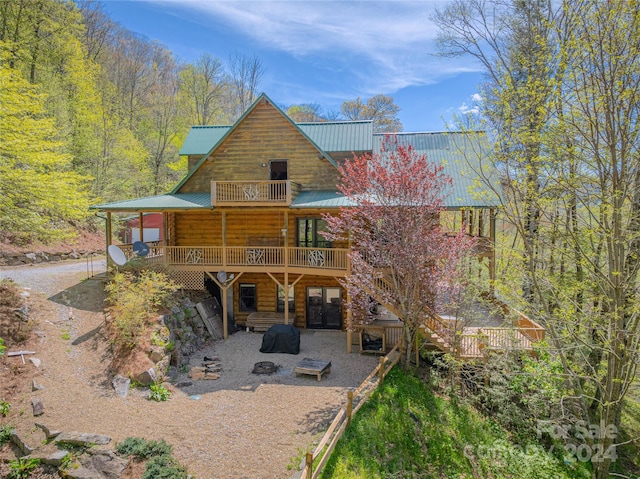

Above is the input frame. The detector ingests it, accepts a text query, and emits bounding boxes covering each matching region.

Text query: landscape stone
[32,449,70,466]
[32,379,45,391]
[10,432,35,455]
[112,374,130,398]
[65,449,127,479]
[32,397,44,416]
[25,253,38,263]
[29,357,42,367]
[148,346,165,363]
[134,367,157,386]
[35,422,61,439]
[55,432,112,446]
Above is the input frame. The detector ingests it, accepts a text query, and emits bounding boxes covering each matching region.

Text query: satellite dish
[132,241,150,257]
[216,271,227,283]
[108,245,127,266]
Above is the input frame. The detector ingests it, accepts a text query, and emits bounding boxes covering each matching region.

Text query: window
[297,218,331,248]
[277,285,295,313]
[269,160,288,180]
[239,284,256,312]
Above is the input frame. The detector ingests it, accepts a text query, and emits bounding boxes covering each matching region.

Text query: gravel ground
[0,259,379,479]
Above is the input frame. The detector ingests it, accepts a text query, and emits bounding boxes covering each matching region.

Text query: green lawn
[320,368,592,479]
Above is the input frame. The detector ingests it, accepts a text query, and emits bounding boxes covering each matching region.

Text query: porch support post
[206,272,243,340]
[283,211,289,324]
[284,271,289,325]
[222,211,227,268]
[138,212,144,243]
[106,212,112,247]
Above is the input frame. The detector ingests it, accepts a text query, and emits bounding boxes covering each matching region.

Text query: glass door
[306,287,342,329]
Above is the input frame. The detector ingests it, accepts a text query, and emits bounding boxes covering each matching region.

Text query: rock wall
[0,249,104,266]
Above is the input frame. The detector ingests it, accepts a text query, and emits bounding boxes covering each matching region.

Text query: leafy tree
[0,63,90,243]
[178,53,225,125]
[226,52,264,122]
[324,136,473,367]
[340,94,402,132]
[435,1,640,477]
[286,103,324,122]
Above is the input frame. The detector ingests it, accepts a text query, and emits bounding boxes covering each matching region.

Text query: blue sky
[104,0,484,132]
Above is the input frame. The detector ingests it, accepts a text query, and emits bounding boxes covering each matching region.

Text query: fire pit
[252,361,277,375]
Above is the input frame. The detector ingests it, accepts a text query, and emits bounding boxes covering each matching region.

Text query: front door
[306,287,342,329]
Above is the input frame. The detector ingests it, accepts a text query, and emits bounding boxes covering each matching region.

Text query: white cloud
[160,0,483,93]
[458,102,480,115]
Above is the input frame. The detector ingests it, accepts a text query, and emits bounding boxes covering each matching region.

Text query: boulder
[31,449,69,467]
[29,357,42,368]
[134,367,158,386]
[66,449,127,479]
[55,432,111,446]
[35,422,61,440]
[148,346,165,363]
[32,379,45,391]
[10,432,35,455]
[111,375,130,398]
[32,397,44,416]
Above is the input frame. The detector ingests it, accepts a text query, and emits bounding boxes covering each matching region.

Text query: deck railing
[459,327,545,358]
[117,245,348,271]
[210,180,300,206]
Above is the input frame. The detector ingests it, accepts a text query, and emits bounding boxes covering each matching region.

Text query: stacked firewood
[188,357,222,380]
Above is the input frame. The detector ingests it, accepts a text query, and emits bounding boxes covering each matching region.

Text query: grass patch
[320,368,591,479]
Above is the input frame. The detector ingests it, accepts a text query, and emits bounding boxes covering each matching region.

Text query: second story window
[270,160,288,180]
[297,218,331,248]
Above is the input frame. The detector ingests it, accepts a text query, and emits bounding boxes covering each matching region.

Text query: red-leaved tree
[324,136,475,367]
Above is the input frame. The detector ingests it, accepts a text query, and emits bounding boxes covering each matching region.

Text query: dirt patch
[0,228,105,256]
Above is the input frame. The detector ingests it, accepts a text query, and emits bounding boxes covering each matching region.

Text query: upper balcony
[211,180,301,206]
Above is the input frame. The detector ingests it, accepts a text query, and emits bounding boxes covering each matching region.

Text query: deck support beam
[206,271,243,340]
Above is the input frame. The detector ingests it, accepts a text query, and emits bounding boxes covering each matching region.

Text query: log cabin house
[93,93,543,358]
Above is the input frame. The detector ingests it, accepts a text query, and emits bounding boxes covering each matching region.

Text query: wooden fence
[299,342,402,479]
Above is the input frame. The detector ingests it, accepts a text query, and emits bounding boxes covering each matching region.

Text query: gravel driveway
[1,258,379,478]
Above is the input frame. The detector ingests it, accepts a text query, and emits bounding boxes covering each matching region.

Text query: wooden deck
[118,244,348,276]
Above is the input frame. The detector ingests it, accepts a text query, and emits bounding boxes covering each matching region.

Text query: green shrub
[0,399,10,417]
[0,424,14,445]
[142,454,188,479]
[115,437,187,478]
[0,337,6,355]
[105,271,178,347]
[116,437,173,459]
[149,382,171,402]
[7,457,40,479]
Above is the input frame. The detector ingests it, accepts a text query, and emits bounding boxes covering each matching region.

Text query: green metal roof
[291,190,353,208]
[180,120,372,156]
[179,126,230,155]
[374,132,501,208]
[91,193,211,211]
[298,121,372,152]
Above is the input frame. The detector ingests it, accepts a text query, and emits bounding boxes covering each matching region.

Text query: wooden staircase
[366,275,545,359]
[367,275,455,354]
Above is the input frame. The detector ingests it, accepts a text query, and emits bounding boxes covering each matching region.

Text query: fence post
[346,390,354,427]
[305,452,313,479]
[378,356,385,383]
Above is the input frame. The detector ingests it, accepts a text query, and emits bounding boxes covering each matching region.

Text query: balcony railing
[118,245,348,272]
[211,180,300,206]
